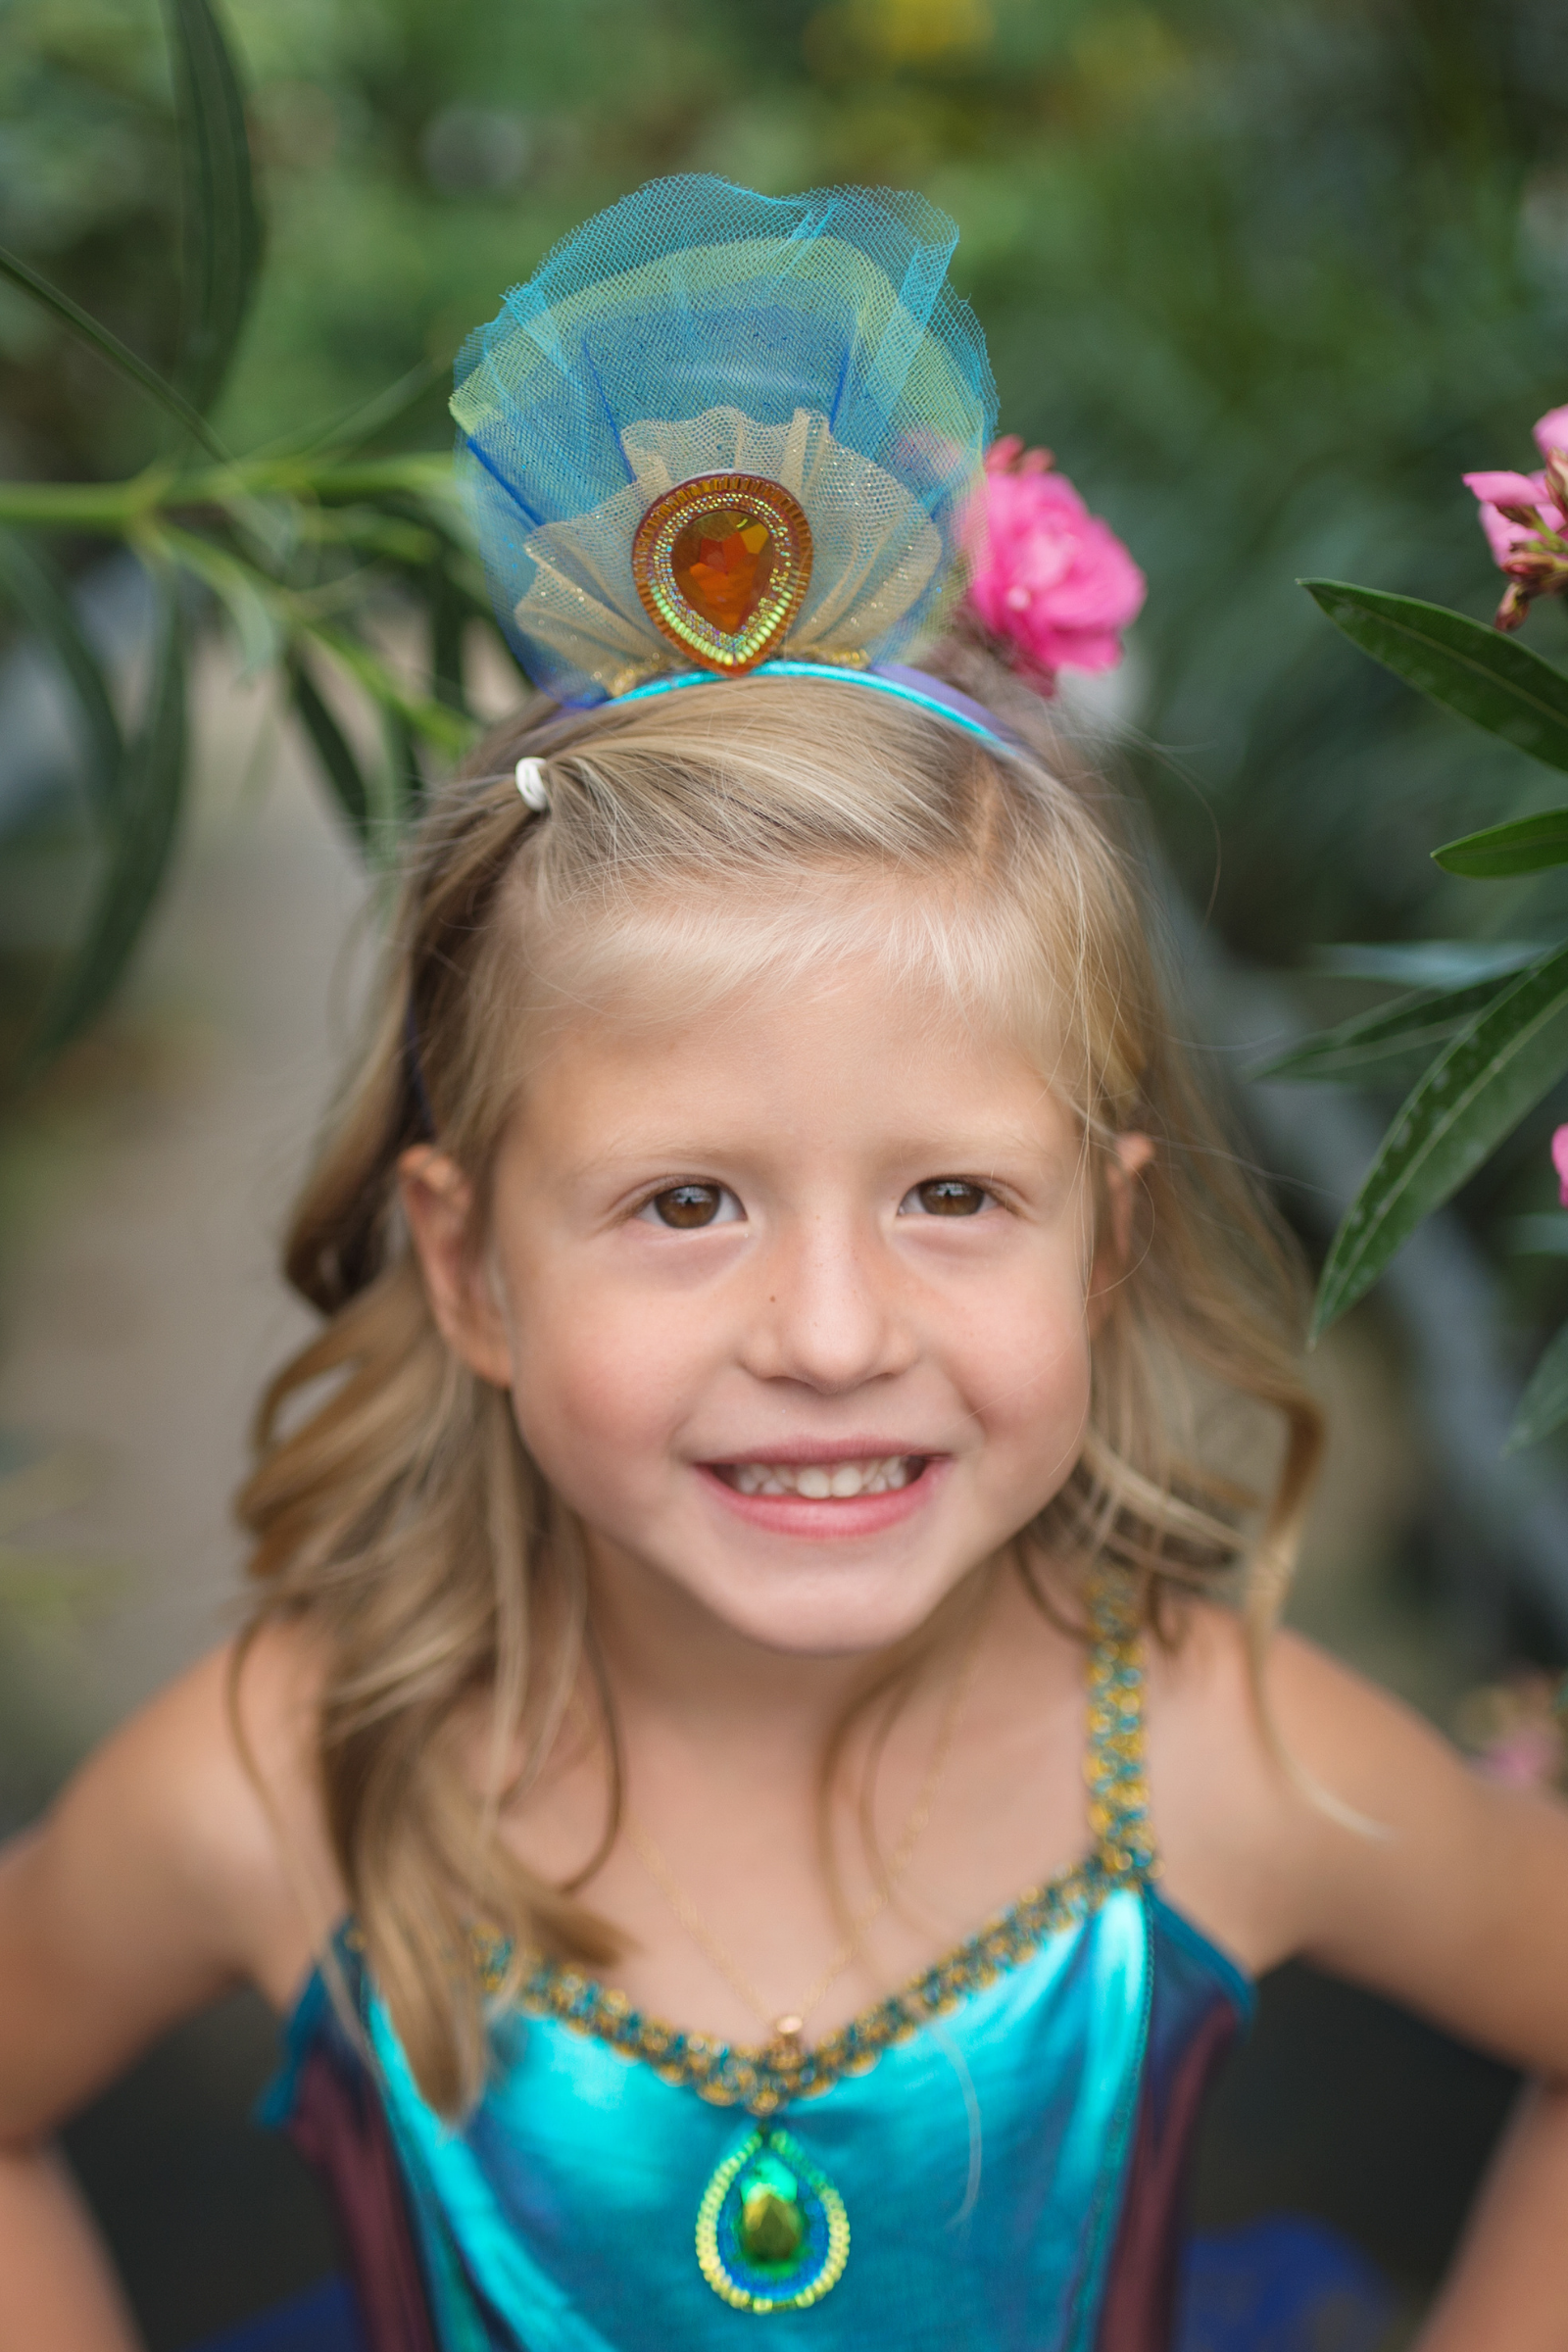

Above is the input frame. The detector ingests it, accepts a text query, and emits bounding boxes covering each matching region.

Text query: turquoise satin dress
[268,1580,1259,2351]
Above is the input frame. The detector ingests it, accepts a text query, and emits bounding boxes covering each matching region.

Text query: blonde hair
[236,655,1322,2111]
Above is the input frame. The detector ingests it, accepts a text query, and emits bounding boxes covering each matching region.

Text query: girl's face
[407,945,1137,1659]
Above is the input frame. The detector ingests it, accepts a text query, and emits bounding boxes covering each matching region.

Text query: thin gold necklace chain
[625,1599,989,2051]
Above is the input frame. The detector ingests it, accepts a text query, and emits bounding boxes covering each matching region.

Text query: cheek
[962,1261,1094,1460]
[502,1265,696,1494]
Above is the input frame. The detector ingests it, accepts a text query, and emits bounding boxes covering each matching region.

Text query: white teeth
[720,1456,918,1499]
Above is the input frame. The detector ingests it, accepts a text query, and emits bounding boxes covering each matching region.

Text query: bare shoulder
[1,1620,339,2066]
[1141,1592,1568,2074]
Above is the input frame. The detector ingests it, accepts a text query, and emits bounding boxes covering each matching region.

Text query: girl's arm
[1420,2080,1568,2351]
[0,1639,327,2352]
[1152,1609,1568,2352]
[0,2138,142,2352]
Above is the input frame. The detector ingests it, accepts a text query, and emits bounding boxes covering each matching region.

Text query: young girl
[4,176,1568,2352]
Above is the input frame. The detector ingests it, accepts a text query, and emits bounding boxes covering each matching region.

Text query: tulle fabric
[451,176,997,704]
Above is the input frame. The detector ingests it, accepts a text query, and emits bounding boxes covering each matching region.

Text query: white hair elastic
[514,756,551,812]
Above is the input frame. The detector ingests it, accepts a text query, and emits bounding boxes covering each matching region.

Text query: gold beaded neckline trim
[477,1570,1157,2118]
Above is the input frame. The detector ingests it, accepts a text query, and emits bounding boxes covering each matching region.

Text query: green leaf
[1506,1321,1568,1452]
[1433,808,1568,879]
[383,707,427,834]
[270,359,441,462]
[1312,942,1568,1338]
[27,580,188,1066]
[1254,977,1507,1084]
[0,530,123,802]
[428,560,467,713]
[305,623,474,756]
[150,522,280,677]
[1507,1214,1568,1257]
[164,0,264,415]
[1301,580,1568,775]
[0,243,224,459]
[1309,940,1547,986]
[287,653,372,848]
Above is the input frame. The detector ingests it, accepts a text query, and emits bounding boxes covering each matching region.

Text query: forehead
[508,863,1084,1092]
[510,947,1081,1178]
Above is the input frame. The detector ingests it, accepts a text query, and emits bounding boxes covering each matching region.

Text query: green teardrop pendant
[696,2126,850,2312]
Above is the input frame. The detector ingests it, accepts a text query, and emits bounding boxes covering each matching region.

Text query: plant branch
[0,246,226,461]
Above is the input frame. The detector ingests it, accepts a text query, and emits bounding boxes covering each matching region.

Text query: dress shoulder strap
[1083,1569,1160,1887]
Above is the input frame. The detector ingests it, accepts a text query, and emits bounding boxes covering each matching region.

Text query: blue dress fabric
[260,1583,1392,2351]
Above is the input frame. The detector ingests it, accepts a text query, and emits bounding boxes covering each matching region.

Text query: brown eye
[908,1178,989,1217]
[641,1183,740,1229]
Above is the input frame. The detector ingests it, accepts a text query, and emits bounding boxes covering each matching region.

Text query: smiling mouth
[711,1455,926,1500]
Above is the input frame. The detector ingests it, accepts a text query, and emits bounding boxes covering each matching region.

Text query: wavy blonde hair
[236,652,1322,2111]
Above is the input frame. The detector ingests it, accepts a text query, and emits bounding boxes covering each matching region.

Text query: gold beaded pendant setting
[696,2124,850,2312]
[631,473,813,675]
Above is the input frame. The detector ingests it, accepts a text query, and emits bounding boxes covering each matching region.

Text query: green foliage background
[4,0,1568,1421]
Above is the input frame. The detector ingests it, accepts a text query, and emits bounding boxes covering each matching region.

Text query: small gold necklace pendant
[768,2015,806,2074]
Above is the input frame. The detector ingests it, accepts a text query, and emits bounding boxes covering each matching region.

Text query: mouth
[696,1447,946,1540]
[711,1454,925,1500]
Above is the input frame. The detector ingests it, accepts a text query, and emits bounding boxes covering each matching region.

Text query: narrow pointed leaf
[152,523,279,677]
[1433,807,1568,878]
[0,243,223,458]
[1506,1322,1568,1452]
[1507,1214,1568,1257]
[28,582,188,1064]
[287,654,371,848]
[428,561,466,713]
[1309,940,1547,986]
[384,708,427,831]
[164,0,263,414]
[0,530,123,801]
[1313,942,1568,1337]
[305,623,473,755]
[276,359,440,462]
[1255,977,1507,1084]
[1301,581,1568,774]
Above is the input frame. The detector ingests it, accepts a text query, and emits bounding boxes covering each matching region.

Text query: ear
[1087,1132,1154,1334]
[398,1147,514,1388]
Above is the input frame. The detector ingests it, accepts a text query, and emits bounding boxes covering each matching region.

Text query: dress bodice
[267,1579,1251,2352]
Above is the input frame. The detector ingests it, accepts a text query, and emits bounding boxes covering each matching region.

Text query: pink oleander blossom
[1464,405,1568,629]
[1463,468,1566,565]
[1553,1123,1568,1208]
[1478,1722,1564,1790]
[964,437,1146,688]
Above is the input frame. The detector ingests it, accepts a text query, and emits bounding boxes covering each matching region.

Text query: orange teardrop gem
[632,472,812,673]
[670,509,777,637]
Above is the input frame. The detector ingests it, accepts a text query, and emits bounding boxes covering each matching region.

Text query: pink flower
[1534,406,1568,460]
[964,437,1146,688]
[1464,405,1568,630]
[1553,1123,1568,1208]
[1462,468,1565,564]
[1478,1722,1563,1790]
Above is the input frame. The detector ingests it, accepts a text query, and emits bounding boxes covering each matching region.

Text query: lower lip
[694,1458,947,1540]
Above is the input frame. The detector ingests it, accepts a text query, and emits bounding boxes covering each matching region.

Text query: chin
[690,1561,970,1658]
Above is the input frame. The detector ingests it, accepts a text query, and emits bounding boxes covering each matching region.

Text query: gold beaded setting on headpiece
[631,472,813,675]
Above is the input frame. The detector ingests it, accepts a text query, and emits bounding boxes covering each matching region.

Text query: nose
[740,1206,916,1395]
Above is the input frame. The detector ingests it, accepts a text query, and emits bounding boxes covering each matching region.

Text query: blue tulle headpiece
[452,175,998,710]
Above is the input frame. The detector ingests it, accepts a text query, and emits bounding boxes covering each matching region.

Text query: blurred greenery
[1248,582,1568,1441]
[3,0,1568,1403]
